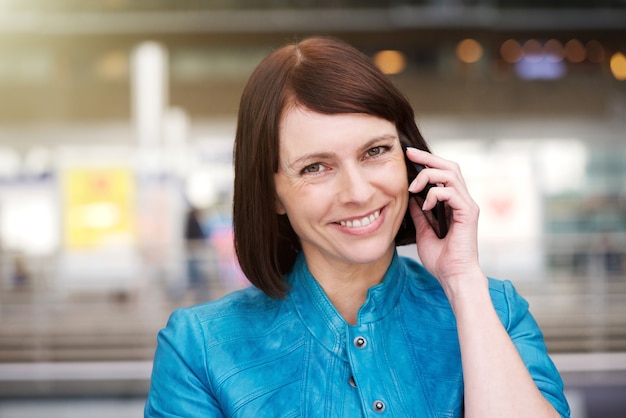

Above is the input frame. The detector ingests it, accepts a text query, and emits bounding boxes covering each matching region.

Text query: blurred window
[0,50,55,84]
[170,48,269,82]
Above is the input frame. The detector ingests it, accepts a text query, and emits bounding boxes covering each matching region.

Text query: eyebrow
[287,152,334,170]
[286,134,398,169]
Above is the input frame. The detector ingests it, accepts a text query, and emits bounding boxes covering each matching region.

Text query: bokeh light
[565,39,586,63]
[373,50,406,75]
[500,39,523,63]
[544,39,565,62]
[456,38,483,64]
[522,39,543,62]
[95,50,128,81]
[610,52,626,81]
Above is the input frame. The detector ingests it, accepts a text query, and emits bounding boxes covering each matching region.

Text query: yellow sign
[62,167,135,249]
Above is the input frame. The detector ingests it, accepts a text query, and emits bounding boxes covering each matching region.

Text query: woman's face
[274,106,409,272]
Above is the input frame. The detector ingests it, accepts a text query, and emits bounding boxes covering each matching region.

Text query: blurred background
[0,0,624,417]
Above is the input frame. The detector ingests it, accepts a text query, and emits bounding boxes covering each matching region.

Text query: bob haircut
[233,36,430,298]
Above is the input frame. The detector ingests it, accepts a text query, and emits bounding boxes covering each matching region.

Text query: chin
[337,242,395,266]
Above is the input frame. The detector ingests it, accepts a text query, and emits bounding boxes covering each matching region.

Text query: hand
[405,147,483,291]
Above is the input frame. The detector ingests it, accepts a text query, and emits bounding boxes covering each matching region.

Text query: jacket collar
[287,250,406,358]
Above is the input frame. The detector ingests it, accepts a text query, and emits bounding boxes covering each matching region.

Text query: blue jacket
[145,251,570,417]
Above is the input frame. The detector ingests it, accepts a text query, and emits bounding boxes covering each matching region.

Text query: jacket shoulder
[189,286,281,319]
[399,256,529,327]
[174,287,291,343]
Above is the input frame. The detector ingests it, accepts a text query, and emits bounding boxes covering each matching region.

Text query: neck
[306,251,394,325]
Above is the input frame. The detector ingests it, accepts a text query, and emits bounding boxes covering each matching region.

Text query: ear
[275,196,287,215]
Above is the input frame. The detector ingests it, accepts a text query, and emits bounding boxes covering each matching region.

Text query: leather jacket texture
[145,251,570,417]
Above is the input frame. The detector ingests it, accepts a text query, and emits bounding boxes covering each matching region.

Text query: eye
[301,163,323,174]
[366,146,389,157]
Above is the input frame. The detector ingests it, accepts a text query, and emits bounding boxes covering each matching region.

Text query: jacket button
[373,400,385,412]
[349,375,357,388]
[353,336,367,348]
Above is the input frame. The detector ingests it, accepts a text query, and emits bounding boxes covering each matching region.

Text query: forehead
[278,106,396,153]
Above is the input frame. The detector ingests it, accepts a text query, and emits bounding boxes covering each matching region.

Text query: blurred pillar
[131,42,168,149]
[163,106,190,179]
[130,42,179,291]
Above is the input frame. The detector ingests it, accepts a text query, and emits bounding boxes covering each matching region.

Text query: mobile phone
[402,144,449,239]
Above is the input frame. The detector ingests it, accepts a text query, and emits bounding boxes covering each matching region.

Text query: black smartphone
[402,144,449,239]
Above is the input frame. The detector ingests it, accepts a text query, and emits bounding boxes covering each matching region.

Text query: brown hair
[233,36,430,298]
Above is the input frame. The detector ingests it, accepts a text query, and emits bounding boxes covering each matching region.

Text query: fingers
[405,147,478,223]
[405,147,464,181]
[406,148,470,204]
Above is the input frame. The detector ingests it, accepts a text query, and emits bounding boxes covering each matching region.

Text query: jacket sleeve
[496,279,571,418]
[144,308,225,417]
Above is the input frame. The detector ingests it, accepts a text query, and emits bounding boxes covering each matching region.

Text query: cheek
[380,167,410,224]
[276,180,327,221]
[281,191,331,241]
[380,164,409,198]
[274,173,303,215]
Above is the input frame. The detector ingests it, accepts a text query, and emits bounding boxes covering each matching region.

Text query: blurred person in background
[145,37,569,417]
[12,252,29,289]
[180,205,210,303]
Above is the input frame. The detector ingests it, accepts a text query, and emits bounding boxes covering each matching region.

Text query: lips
[338,209,381,228]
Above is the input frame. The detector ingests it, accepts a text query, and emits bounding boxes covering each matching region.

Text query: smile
[338,210,381,228]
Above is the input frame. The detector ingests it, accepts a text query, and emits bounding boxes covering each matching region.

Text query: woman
[145,37,570,417]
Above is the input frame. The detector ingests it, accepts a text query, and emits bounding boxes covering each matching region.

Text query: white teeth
[339,210,380,228]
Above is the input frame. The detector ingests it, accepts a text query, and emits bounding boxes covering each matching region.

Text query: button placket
[348,326,390,415]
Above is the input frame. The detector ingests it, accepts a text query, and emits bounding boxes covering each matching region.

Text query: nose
[336,163,375,205]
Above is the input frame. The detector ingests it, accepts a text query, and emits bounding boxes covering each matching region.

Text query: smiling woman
[145,37,571,418]
[229,37,430,301]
